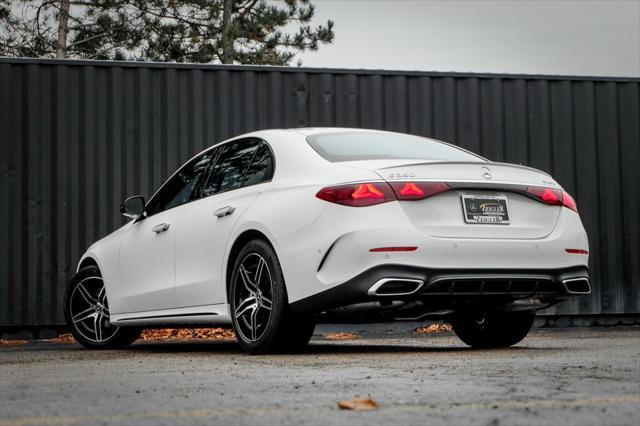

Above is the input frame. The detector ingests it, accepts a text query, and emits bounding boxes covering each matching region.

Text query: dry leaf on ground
[50,333,76,343]
[323,332,359,340]
[140,328,235,341]
[338,397,379,410]
[0,339,27,346]
[48,328,236,344]
[414,323,452,334]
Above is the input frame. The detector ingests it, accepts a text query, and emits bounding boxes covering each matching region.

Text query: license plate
[461,195,510,225]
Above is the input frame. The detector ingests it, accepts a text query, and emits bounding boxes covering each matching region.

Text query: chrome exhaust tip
[562,277,591,295]
[367,278,424,296]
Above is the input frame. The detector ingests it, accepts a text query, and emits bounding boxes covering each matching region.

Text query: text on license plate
[461,195,510,225]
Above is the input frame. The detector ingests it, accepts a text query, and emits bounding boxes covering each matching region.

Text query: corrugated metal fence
[1,58,638,326]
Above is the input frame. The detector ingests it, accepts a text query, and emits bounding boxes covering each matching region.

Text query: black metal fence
[1,57,638,326]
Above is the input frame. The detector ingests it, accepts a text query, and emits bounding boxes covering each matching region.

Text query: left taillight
[316,181,451,207]
[526,186,578,212]
[315,182,396,207]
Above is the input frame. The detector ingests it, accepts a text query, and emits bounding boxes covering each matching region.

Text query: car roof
[243,127,419,139]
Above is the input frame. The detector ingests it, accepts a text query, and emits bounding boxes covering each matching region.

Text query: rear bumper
[289,265,590,314]
[276,198,589,305]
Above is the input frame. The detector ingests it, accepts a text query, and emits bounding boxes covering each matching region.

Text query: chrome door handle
[152,223,170,233]
[214,206,236,218]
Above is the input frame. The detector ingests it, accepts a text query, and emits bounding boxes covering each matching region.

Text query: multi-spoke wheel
[233,253,274,342]
[230,239,315,354]
[64,265,140,349]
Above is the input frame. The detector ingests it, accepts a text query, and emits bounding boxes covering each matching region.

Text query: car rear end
[286,130,590,319]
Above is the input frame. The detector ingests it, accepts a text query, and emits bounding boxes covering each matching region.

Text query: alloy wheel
[69,276,119,343]
[233,253,274,342]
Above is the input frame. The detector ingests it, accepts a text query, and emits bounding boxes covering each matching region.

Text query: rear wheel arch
[226,229,279,304]
[77,256,99,272]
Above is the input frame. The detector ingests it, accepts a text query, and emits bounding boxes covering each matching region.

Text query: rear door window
[202,139,260,197]
[242,143,274,187]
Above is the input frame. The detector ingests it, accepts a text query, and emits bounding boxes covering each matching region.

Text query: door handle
[152,223,170,233]
[214,206,236,218]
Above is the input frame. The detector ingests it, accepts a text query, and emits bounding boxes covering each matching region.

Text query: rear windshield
[306,131,484,163]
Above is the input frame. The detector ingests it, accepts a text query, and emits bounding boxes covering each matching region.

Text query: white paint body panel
[174,186,260,308]
[76,128,589,325]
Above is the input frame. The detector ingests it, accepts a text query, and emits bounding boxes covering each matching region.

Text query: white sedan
[65,128,590,353]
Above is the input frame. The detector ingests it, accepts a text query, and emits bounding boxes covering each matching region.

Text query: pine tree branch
[238,0,259,19]
[67,30,110,49]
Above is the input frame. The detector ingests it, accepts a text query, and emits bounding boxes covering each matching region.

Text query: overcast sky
[296,0,640,77]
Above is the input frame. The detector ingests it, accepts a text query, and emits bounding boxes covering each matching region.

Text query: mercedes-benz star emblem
[480,166,492,180]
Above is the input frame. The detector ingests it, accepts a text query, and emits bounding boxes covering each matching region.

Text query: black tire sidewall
[452,310,535,348]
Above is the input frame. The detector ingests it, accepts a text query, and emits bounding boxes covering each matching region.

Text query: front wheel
[451,310,535,348]
[64,266,141,349]
[230,239,315,354]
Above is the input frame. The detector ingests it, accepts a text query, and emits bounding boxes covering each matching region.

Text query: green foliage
[0,0,334,64]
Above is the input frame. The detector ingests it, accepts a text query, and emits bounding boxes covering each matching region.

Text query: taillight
[316,181,450,207]
[561,191,578,212]
[526,186,562,205]
[389,181,450,200]
[526,186,578,212]
[316,182,395,207]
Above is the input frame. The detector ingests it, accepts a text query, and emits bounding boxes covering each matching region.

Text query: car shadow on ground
[122,339,560,355]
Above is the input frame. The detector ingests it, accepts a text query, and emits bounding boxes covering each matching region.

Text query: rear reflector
[526,186,579,212]
[316,182,395,207]
[369,246,418,252]
[565,248,589,254]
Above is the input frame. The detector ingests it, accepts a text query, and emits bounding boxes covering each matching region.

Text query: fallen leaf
[49,328,236,344]
[50,333,76,343]
[0,339,27,346]
[140,328,236,341]
[323,332,359,340]
[414,323,452,334]
[338,397,379,410]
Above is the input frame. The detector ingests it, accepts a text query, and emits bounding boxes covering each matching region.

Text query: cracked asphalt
[1,325,639,426]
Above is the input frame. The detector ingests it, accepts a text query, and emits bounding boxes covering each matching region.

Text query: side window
[243,143,274,187]
[202,139,260,197]
[146,149,216,216]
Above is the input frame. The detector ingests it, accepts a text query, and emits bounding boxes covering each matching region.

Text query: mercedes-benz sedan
[65,128,590,353]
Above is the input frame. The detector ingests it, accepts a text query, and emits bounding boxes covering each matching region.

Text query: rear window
[306,131,484,163]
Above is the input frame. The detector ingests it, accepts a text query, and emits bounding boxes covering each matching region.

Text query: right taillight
[316,182,395,207]
[561,191,578,212]
[526,186,578,212]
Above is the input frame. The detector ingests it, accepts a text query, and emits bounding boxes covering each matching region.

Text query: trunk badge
[480,166,493,180]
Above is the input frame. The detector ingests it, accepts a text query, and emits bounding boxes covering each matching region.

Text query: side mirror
[120,195,146,221]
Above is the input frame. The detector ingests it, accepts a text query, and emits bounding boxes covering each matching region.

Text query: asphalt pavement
[1,325,639,426]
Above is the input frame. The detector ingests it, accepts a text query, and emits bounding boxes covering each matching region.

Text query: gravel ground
[1,325,639,426]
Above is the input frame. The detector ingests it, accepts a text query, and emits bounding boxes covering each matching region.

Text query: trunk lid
[346,160,562,239]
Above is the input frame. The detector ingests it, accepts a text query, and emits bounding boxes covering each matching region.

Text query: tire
[64,266,141,349]
[275,314,316,353]
[451,310,535,348]
[230,239,315,354]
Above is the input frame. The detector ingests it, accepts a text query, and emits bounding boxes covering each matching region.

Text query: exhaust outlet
[367,278,424,296]
[562,277,591,295]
